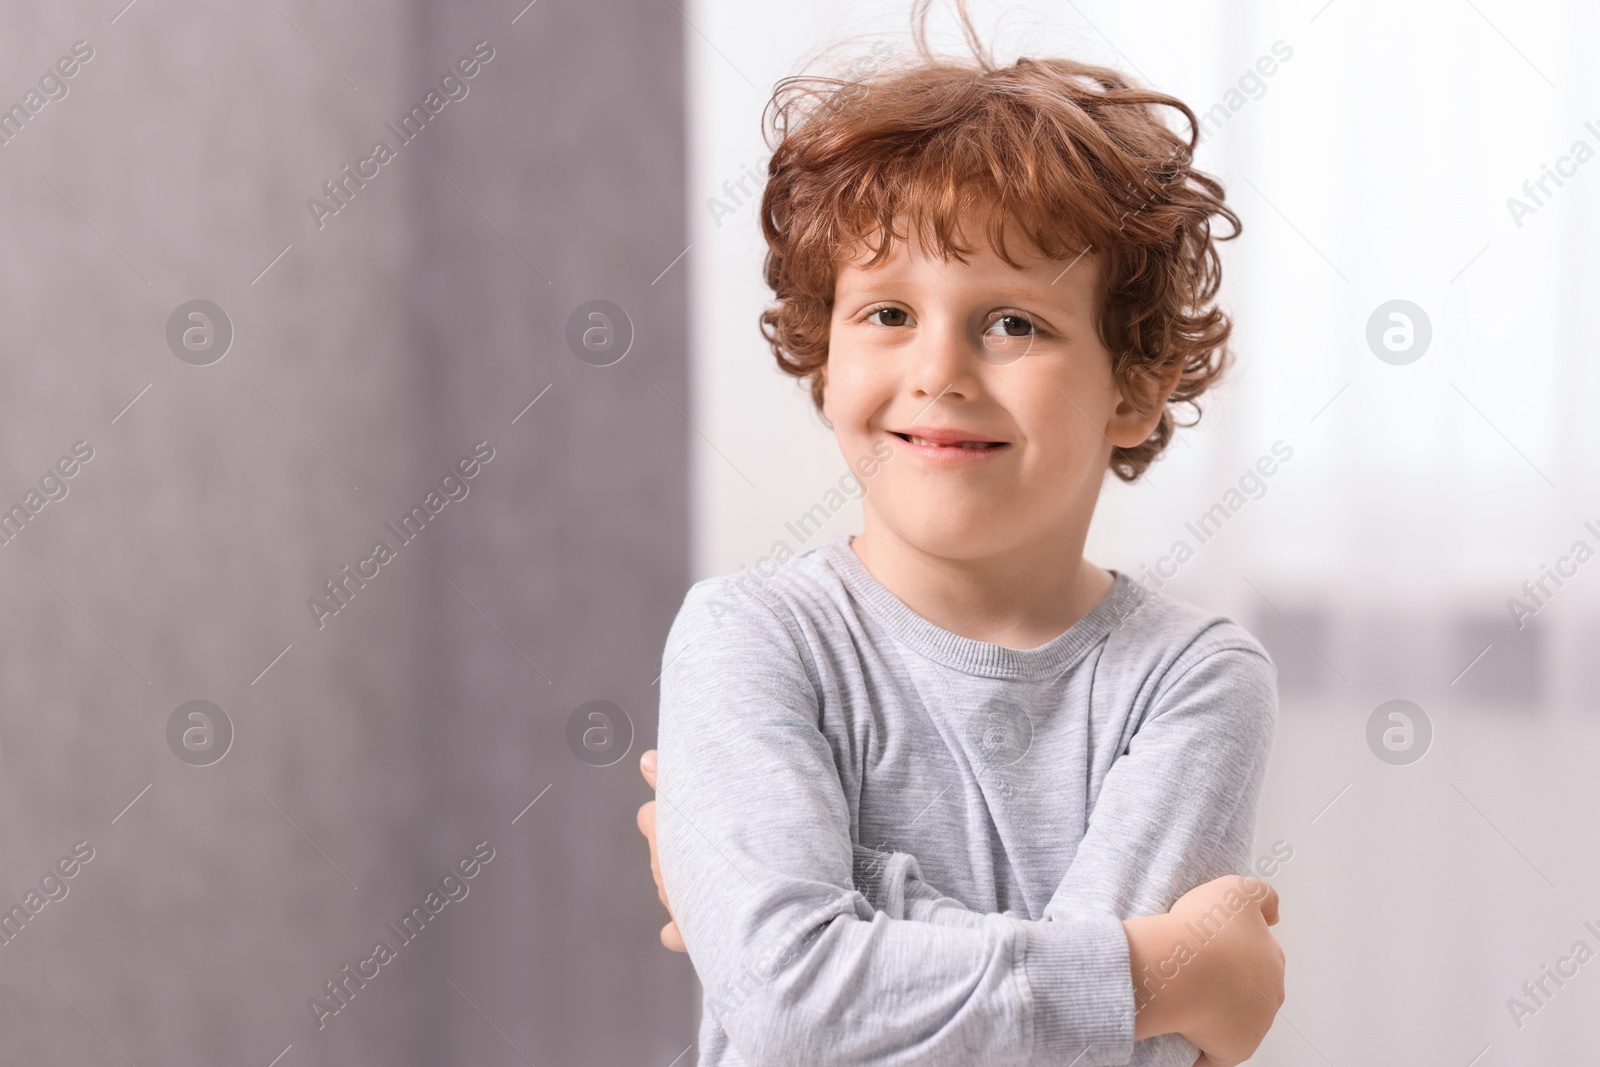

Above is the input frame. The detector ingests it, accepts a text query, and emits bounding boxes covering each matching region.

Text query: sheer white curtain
[688,0,1600,1060]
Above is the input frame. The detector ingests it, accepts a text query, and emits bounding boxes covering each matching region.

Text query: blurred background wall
[0,0,694,1064]
[689,0,1600,1064]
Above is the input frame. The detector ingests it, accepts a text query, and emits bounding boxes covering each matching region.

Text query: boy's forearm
[855,844,1192,1043]
[855,843,1237,1057]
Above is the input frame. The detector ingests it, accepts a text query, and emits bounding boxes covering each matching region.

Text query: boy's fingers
[1258,883,1280,926]
[637,800,675,913]
[638,802,664,883]
[635,769,682,948]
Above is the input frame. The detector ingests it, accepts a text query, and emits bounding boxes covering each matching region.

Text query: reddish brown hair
[756,1,1241,481]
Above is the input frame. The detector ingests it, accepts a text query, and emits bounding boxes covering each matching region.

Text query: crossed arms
[643,586,1285,1066]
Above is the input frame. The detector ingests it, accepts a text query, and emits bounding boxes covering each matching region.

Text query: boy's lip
[888,425,1008,446]
[886,426,1011,463]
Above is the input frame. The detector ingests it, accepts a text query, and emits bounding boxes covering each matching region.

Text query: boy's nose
[909,323,980,400]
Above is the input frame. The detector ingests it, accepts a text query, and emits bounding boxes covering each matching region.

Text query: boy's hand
[1168,875,1283,1066]
[1126,874,1284,1067]
[636,749,687,952]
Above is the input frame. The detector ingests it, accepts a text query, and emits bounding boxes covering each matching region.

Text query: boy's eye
[985,314,1035,338]
[981,314,1040,364]
[867,306,910,327]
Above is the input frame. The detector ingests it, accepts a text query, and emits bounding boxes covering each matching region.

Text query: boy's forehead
[836,207,1090,277]
[834,224,1095,293]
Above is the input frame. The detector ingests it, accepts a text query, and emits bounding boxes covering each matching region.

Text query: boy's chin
[876,508,1019,559]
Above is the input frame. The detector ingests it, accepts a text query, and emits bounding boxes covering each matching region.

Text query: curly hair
[756,1,1241,481]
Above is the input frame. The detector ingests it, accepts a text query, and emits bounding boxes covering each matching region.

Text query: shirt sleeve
[850,640,1279,1067]
[656,579,1139,1067]
[852,844,1009,928]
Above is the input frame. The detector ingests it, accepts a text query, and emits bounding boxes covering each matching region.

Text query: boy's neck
[848,523,1115,652]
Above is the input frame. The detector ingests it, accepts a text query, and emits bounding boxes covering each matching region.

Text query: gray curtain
[0,0,695,1063]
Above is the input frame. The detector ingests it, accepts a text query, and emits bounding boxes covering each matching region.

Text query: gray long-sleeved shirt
[656,535,1278,1067]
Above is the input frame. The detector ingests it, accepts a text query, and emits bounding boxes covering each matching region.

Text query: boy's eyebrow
[983,284,1072,307]
[835,278,1073,310]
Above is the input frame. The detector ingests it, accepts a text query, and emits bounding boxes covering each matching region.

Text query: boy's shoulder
[1108,575,1274,662]
[671,536,854,637]
[1100,577,1279,710]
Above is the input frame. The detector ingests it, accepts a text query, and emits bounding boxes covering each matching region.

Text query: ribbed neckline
[818,535,1143,681]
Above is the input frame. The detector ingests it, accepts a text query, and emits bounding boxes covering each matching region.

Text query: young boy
[637,8,1285,1065]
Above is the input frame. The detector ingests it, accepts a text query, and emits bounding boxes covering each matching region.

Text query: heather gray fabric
[656,534,1278,1067]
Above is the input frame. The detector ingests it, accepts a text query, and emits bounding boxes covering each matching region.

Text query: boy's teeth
[909,436,993,448]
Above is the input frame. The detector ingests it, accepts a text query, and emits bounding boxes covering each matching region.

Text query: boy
[638,7,1285,1065]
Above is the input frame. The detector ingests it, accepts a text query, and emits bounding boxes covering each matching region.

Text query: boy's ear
[1105,362,1183,448]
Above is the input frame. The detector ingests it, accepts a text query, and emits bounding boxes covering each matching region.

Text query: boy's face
[822,220,1168,561]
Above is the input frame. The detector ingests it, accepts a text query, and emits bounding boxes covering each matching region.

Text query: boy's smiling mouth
[888,425,1010,461]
